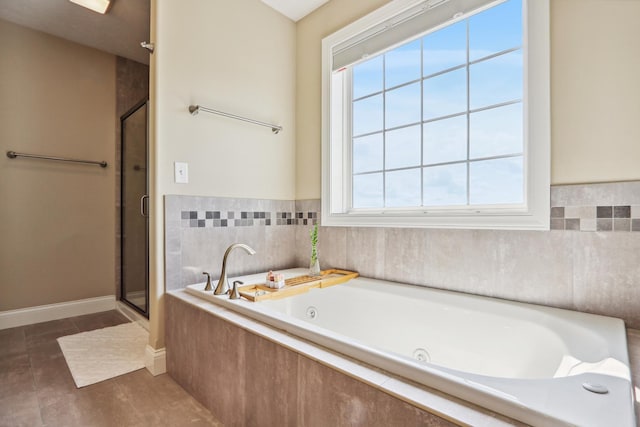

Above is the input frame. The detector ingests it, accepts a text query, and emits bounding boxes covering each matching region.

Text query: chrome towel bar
[6,151,107,168]
[188,104,282,134]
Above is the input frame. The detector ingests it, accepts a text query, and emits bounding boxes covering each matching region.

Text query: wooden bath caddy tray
[238,269,358,302]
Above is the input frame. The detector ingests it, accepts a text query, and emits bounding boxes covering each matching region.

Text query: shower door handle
[140,195,149,217]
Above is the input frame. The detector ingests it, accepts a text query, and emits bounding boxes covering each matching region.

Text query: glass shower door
[121,100,148,316]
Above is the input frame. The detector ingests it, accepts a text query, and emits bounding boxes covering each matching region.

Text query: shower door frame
[120,99,149,318]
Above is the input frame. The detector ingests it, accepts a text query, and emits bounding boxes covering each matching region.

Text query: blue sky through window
[351,0,523,209]
[423,20,466,76]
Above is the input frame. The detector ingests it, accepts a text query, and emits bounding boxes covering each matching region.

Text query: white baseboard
[116,301,150,331]
[145,345,166,376]
[0,295,116,330]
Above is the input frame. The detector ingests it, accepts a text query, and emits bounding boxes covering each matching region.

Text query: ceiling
[0,0,327,65]
[0,0,150,64]
[261,0,330,22]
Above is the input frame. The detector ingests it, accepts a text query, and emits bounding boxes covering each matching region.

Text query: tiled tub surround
[550,181,640,232]
[165,196,295,290]
[165,185,640,425]
[296,222,640,329]
[184,269,635,426]
[294,182,640,330]
[165,196,321,290]
[166,290,523,427]
[550,204,640,232]
[166,182,640,329]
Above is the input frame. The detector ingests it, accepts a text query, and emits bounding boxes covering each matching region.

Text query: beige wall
[551,0,640,184]
[0,19,116,310]
[154,1,296,200]
[149,0,296,348]
[295,0,640,198]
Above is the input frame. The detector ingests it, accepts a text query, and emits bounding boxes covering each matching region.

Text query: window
[322,0,550,229]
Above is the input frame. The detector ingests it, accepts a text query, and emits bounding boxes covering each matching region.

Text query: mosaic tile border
[180,210,318,228]
[176,182,640,232]
[182,206,639,231]
[550,204,640,232]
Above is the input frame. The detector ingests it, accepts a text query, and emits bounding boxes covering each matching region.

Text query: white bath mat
[57,322,148,388]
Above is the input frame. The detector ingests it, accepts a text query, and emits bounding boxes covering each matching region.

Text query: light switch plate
[174,162,188,184]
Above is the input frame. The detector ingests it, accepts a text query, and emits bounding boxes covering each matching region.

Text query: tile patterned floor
[0,311,222,427]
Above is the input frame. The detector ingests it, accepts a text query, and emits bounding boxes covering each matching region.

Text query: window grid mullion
[382,54,387,208]
[420,36,425,208]
[465,18,471,207]
[353,98,522,140]
[354,152,524,176]
[350,70,355,210]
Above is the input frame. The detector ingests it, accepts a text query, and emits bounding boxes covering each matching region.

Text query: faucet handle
[230,280,243,300]
[203,272,212,291]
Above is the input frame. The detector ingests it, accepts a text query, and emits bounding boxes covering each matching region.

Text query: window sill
[321,208,551,230]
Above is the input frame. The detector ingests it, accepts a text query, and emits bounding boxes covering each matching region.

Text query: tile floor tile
[39,379,142,427]
[27,341,64,367]
[24,319,79,352]
[69,311,129,332]
[0,353,35,401]
[0,390,43,427]
[0,327,26,359]
[23,319,77,339]
[31,353,78,408]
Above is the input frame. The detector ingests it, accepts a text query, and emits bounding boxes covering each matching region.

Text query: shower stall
[120,100,149,317]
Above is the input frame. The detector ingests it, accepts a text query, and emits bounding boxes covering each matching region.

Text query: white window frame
[321,0,550,230]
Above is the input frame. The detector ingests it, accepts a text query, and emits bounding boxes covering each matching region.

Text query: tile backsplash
[179,210,319,228]
[550,182,640,232]
[165,196,319,290]
[165,181,640,329]
[551,204,640,232]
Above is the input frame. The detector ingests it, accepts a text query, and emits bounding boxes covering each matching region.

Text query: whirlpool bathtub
[186,268,636,426]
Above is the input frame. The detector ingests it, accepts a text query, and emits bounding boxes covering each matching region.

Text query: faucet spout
[214,243,256,295]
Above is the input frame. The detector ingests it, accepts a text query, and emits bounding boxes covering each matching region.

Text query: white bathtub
[186,268,636,427]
